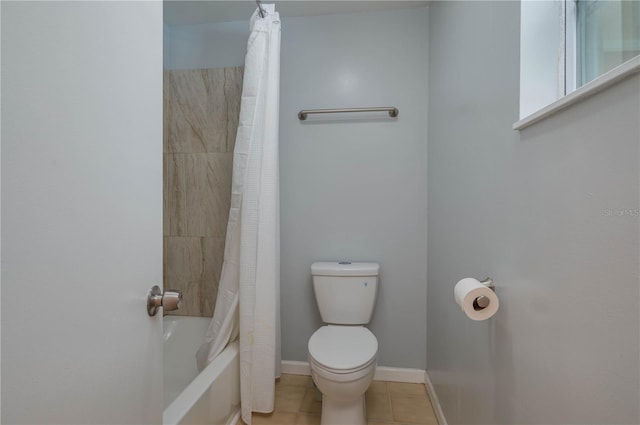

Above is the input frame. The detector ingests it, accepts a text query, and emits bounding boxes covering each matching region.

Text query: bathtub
[163,316,240,425]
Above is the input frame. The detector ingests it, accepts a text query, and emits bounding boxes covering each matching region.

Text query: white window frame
[564,0,578,94]
[515,0,640,130]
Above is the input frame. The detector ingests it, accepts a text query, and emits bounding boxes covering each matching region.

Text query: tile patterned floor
[241,373,438,425]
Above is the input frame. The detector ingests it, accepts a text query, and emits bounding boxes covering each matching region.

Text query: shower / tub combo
[163,316,240,425]
[162,4,281,424]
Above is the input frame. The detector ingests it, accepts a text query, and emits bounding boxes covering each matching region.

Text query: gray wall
[279,8,428,368]
[427,2,639,424]
[164,21,248,69]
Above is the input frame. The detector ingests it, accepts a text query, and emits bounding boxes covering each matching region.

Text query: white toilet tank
[311,262,379,325]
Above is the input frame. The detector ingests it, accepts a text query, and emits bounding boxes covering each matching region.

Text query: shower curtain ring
[256,0,266,18]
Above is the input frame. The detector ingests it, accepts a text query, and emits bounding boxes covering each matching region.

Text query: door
[1,2,163,423]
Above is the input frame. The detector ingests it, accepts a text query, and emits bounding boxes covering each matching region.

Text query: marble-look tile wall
[164,67,243,317]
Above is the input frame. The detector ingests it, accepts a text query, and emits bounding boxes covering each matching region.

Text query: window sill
[513,55,640,131]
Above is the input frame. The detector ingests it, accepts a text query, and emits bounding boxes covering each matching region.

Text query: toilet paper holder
[473,278,495,311]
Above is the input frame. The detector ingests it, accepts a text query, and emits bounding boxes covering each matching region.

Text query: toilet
[308,262,380,425]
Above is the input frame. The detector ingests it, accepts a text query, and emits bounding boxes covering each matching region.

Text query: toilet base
[320,394,366,425]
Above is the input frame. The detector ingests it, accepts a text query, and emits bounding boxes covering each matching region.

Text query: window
[518,0,640,123]
[576,0,640,86]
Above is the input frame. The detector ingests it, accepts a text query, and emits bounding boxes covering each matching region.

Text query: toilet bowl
[308,325,378,425]
[308,262,380,425]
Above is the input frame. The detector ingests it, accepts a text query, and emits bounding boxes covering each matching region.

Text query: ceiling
[164,1,430,26]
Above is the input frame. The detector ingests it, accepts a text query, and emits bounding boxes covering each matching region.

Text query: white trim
[281,360,426,384]
[281,360,311,376]
[514,55,640,130]
[424,371,448,425]
[373,366,426,383]
[564,0,578,94]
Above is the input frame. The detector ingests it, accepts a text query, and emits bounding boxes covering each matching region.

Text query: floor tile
[279,374,314,388]
[275,385,306,413]
[266,375,439,425]
[391,395,437,424]
[367,380,389,395]
[299,388,322,416]
[388,382,427,398]
[251,412,297,425]
[365,391,393,422]
[295,414,321,425]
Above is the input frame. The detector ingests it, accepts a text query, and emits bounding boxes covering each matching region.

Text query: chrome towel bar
[298,107,399,121]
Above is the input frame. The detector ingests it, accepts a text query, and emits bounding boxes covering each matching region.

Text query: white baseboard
[281,360,425,384]
[424,370,448,425]
[373,366,426,383]
[281,360,311,376]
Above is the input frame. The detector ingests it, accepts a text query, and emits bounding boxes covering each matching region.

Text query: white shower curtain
[196,5,281,424]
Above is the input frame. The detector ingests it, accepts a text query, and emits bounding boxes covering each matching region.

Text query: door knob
[147,285,182,316]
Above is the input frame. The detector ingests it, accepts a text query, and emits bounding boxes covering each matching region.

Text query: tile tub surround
[240,374,439,425]
[165,67,242,154]
[163,67,243,317]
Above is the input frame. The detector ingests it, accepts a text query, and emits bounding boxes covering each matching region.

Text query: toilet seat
[308,325,378,373]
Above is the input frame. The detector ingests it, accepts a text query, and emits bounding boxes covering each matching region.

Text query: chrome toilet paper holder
[473,278,495,311]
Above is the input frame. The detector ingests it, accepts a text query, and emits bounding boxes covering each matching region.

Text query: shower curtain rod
[256,0,266,18]
[297,107,399,121]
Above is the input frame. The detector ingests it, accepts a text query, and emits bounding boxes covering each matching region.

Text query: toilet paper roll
[454,278,499,321]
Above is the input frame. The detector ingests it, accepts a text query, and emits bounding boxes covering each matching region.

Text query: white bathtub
[163,316,240,425]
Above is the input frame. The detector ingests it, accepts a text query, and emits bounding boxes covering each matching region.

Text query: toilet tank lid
[311,262,379,277]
